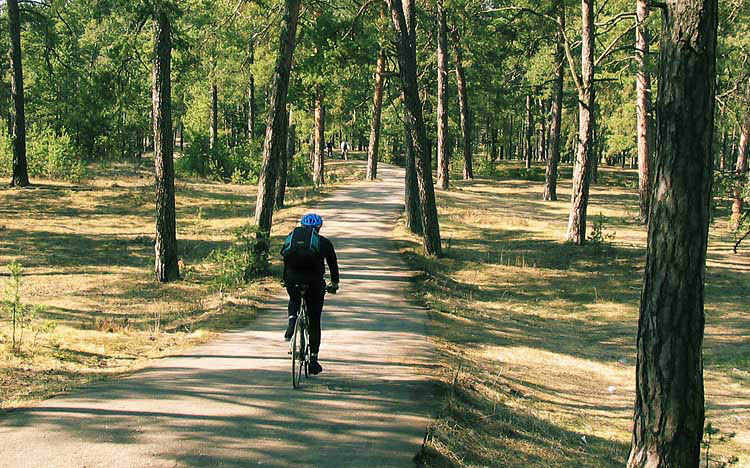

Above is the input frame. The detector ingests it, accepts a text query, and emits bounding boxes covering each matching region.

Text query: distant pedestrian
[326,140,333,158]
[340,140,349,160]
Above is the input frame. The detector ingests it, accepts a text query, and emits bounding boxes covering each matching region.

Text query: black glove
[326,282,339,294]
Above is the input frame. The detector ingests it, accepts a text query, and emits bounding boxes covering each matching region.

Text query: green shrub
[0,132,12,177]
[2,262,50,353]
[26,129,87,182]
[206,224,270,293]
[0,130,87,182]
[287,153,312,187]
[176,132,262,184]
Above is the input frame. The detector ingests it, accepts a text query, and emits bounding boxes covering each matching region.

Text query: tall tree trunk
[152,7,179,283]
[404,114,422,234]
[539,98,548,161]
[591,104,599,183]
[507,116,513,160]
[210,82,218,149]
[436,0,449,189]
[276,110,293,209]
[731,79,750,229]
[387,0,442,257]
[248,43,256,141]
[627,0,718,466]
[490,124,498,162]
[544,0,565,201]
[636,0,654,224]
[367,45,386,181]
[7,0,28,187]
[564,0,595,244]
[313,86,325,187]
[253,0,301,272]
[452,28,473,180]
[525,94,533,169]
[720,128,727,171]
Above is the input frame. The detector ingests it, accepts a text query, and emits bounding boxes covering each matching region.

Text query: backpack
[281,226,321,270]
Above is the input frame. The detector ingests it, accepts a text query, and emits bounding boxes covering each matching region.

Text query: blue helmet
[300,213,323,228]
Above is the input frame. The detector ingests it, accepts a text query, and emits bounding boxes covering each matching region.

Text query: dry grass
[0,155,364,411]
[401,162,750,467]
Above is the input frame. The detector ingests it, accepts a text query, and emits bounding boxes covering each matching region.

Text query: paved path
[0,163,432,468]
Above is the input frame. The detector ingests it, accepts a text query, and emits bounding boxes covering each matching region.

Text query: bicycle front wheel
[291,312,305,389]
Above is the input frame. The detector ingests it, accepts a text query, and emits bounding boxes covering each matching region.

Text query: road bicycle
[290,282,336,389]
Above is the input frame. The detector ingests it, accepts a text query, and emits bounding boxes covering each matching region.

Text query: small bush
[206,224,270,293]
[287,153,313,187]
[0,129,86,182]
[588,213,616,244]
[176,132,263,184]
[28,129,87,182]
[1,262,50,353]
[702,421,739,468]
[0,132,12,177]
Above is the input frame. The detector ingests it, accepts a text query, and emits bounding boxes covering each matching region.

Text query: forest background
[0,0,748,467]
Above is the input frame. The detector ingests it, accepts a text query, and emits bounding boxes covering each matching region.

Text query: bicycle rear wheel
[291,309,305,388]
[303,326,310,378]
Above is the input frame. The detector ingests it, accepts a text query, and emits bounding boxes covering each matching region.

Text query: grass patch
[402,161,750,467]
[0,155,362,411]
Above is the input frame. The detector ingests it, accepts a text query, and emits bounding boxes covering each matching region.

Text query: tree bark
[254,0,300,269]
[627,0,718,466]
[313,86,325,187]
[452,28,472,180]
[636,0,654,224]
[404,114,422,235]
[525,94,533,169]
[7,0,29,187]
[276,110,292,209]
[719,128,727,172]
[248,43,256,141]
[152,6,179,283]
[367,46,386,181]
[210,82,218,149]
[731,79,750,229]
[564,0,595,244]
[539,98,548,161]
[387,0,442,257]
[436,0,449,189]
[544,0,565,201]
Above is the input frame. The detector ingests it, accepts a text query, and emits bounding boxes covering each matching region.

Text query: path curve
[0,162,432,468]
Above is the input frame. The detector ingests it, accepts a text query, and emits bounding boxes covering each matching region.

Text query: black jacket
[282,232,340,284]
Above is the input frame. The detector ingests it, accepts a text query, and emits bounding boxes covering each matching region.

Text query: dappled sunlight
[399,161,750,466]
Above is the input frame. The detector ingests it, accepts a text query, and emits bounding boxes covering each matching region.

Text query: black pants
[286,279,325,354]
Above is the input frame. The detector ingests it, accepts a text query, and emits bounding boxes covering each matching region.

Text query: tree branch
[595,24,636,68]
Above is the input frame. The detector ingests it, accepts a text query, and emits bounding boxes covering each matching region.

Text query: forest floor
[399,162,750,467]
[1,156,748,467]
[0,155,365,410]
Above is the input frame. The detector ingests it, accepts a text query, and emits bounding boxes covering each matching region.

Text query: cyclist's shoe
[284,315,296,341]
[309,354,323,375]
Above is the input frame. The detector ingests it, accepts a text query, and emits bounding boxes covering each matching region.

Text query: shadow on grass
[416,380,629,468]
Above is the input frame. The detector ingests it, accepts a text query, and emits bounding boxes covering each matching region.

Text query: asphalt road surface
[0,162,433,468]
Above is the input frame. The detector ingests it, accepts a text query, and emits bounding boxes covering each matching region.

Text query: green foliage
[495,166,546,182]
[588,213,616,245]
[702,422,739,468]
[176,132,262,183]
[0,132,12,177]
[27,130,88,182]
[206,223,269,293]
[1,262,49,353]
[0,130,86,182]
[287,153,313,187]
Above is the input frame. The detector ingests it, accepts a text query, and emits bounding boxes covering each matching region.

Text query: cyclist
[281,213,339,375]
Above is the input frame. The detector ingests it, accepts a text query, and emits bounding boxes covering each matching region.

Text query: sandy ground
[0,163,433,468]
